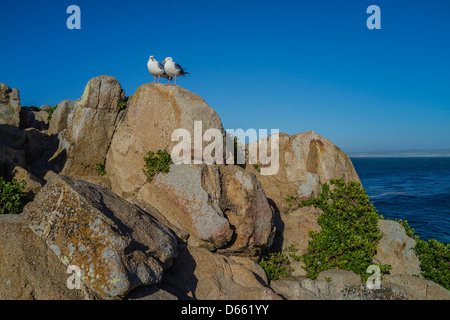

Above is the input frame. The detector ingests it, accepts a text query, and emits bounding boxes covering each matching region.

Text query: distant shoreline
[349,155,450,158]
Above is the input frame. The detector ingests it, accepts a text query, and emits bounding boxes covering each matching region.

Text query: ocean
[351,157,450,244]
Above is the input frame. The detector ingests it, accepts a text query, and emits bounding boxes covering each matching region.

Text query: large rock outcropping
[247,131,360,213]
[138,164,274,254]
[24,175,178,299]
[106,83,225,197]
[1,76,448,301]
[0,215,91,300]
[0,83,21,127]
[53,76,125,176]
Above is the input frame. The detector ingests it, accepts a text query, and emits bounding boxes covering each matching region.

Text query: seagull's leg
[174,76,177,86]
[153,76,156,83]
[157,76,160,83]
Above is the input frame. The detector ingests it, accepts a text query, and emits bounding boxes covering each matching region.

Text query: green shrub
[95,162,107,177]
[29,105,40,112]
[388,219,450,290]
[299,178,391,281]
[259,244,300,280]
[414,239,450,290]
[46,105,58,121]
[119,97,128,111]
[259,251,291,280]
[143,150,173,182]
[285,194,297,208]
[0,177,27,214]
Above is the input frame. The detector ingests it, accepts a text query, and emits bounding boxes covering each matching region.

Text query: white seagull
[162,57,189,85]
[147,55,170,83]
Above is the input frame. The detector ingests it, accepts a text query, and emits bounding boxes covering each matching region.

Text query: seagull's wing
[174,63,188,75]
[174,63,184,71]
[158,62,165,70]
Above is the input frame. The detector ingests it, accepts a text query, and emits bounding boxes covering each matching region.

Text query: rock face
[271,270,364,300]
[247,131,360,214]
[138,164,233,250]
[384,274,450,300]
[270,270,450,300]
[0,215,90,300]
[23,175,178,299]
[374,220,421,276]
[19,107,49,131]
[138,164,274,253]
[0,83,21,127]
[0,124,27,178]
[106,83,225,197]
[218,164,275,254]
[272,206,322,276]
[48,100,75,135]
[163,245,282,300]
[54,76,125,176]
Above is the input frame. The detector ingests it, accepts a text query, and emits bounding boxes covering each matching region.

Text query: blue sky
[1,0,449,152]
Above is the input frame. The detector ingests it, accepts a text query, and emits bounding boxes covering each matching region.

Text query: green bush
[143,150,173,182]
[415,239,450,290]
[299,178,391,281]
[0,177,27,214]
[119,97,128,110]
[259,244,300,280]
[46,105,58,121]
[95,162,107,177]
[389,219,450,290]
[259,251,291,280]
[285,194,298,208]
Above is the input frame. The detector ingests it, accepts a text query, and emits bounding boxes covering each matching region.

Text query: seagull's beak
[162,60,166,63]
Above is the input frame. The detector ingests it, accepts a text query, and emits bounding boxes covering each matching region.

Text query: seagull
[162,57,189,85]
[147,55,171,83]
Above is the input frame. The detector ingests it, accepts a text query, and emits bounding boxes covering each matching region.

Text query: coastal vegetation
[46,104,58,121]
[393,219,450,290]
[0,177,27,214]
[259,244,301,280]
[95,162,107,177]
[298,178,391,281]
[142,150,173,182]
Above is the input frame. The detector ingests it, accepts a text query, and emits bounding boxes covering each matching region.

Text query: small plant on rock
[95,162,107,177]
[259,251,291,281]
[119,97,128,110]
[46,104,58,121]
[0,177,27,214]
[143,150,173,182]
[259,244,300,281]
[285,194,297,208]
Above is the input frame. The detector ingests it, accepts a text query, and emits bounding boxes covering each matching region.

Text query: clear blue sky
[1,0,449,152]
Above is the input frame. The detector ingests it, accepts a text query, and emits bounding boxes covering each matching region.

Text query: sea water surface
[351,157,450,244]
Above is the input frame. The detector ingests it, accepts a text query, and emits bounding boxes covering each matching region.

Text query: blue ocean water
[351,157,450,244]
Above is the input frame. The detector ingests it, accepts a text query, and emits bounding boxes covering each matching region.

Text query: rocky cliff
[0,77,448,300]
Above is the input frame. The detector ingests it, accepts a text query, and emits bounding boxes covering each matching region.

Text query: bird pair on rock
[147,56,189,85]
